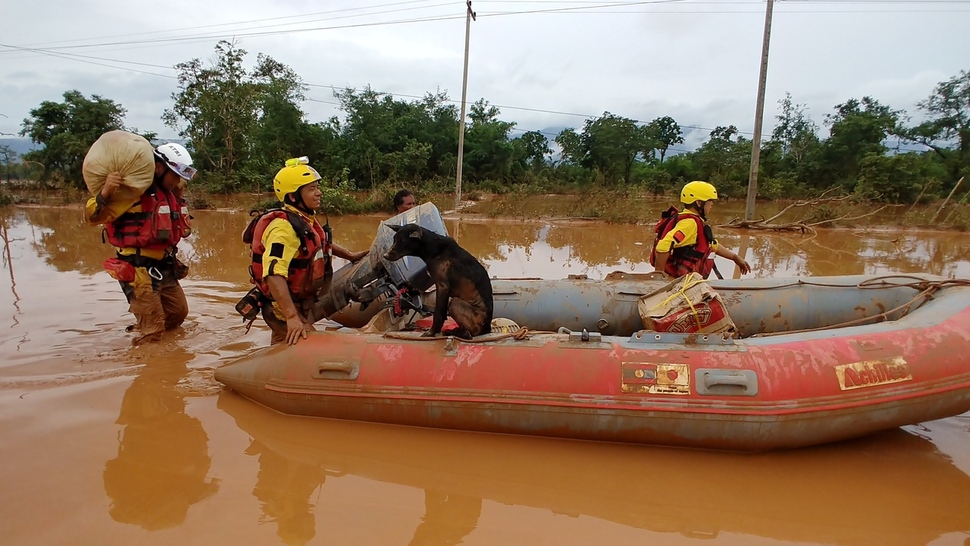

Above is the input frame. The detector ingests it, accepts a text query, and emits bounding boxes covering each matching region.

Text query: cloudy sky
[2,0,968,152]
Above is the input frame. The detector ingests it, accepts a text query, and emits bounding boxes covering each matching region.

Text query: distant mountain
[0,138,40,157]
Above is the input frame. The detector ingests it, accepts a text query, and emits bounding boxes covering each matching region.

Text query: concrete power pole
[455,1,476,211]
[744,0,775,221]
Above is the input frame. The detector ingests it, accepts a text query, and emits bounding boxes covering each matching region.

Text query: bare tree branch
[718,190,893,235]
[805,204,892,227]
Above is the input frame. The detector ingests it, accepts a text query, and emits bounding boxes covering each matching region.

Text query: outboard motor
[309,202,448,323]
[368,201,448,294]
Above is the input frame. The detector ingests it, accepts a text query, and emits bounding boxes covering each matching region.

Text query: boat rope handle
[749,285,941,338]
[713,275,970,292]
[384,328,544,343]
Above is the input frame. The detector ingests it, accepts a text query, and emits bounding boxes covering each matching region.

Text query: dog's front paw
[443,327,472,340]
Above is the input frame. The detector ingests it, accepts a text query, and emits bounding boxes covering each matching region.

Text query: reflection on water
[0,205,968,545]
[217,391,970,546]
[103,343,219,529]
[240,400,482,546]
[245,432,329,545]
[408,492,481,546]
[0,218,23,327]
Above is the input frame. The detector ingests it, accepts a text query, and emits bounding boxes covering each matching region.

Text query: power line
[2,0,954,139]
[0,43,174,78]
[0,13,466,54]
[8,1,450,50]
[3,0,966,56]
[0,43,174,71]
[0,38,732,134]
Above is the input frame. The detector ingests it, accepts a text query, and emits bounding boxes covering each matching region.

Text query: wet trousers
[120,264,188,345]
[261,299,316,345]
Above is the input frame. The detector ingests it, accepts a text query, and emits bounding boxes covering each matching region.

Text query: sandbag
[82,130,155,205]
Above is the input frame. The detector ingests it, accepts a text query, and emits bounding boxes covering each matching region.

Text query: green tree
[164,41,317,192]
[580,112,643,185]
[904,69,970,191]
[333,86,396,187]
[771,93,820,168]
[301,119,343,179]
[164,40,258,180]
[820,96,902,190]
[411,91,460,178]
[462,99,516,184]
[688,125,752,197]
[248,53,311,181]
[759,93,823,195]
[855,152,946,203]
[554,128,583,166]
[19,90,126,186]
[333,86,454,187]
[0,145,18,184]
[646,116,684,163]
[516,130,551,172]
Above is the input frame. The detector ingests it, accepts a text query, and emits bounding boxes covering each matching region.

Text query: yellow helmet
[681,181,718,204]
[273,157,321,202]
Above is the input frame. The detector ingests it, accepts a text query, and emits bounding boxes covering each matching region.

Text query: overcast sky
[2,0,968,153]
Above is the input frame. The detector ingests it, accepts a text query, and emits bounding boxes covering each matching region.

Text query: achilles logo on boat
[835,357,912,390]
[621,363,690,395]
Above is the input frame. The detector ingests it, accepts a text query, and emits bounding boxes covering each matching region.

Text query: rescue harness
[649,206,717,279]
[243,206,334,300]
[104,185,191,251]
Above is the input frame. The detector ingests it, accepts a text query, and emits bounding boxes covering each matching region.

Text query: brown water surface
[1,206,969,546]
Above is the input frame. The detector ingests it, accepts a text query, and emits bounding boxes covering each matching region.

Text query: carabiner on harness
[148,266,164,281]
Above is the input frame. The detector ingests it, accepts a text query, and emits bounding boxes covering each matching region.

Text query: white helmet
[154,142,197,181]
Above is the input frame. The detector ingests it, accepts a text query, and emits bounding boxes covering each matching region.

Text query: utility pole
[455,0,476,211]
[744,0,774,221]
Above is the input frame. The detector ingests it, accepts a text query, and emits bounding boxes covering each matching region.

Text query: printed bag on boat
[637,273,737,335]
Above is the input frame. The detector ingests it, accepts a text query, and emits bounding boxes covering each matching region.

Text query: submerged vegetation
[4,182,967,233]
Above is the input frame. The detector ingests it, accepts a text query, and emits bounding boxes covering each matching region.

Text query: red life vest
[649,206,716,279]
[105,185,191,251]
[244,208,333,300]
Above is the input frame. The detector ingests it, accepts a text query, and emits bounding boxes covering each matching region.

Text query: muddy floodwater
[1,205,969,546]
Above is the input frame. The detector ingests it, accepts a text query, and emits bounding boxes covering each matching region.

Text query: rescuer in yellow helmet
[649,181,751,279]
[242,157,368,345]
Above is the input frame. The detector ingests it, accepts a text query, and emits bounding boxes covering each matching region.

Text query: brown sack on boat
[638,273,737,335]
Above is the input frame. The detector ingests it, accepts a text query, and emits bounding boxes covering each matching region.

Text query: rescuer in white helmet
[85,141,197,345]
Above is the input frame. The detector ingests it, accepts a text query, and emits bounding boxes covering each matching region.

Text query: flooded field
[0,205,968,546]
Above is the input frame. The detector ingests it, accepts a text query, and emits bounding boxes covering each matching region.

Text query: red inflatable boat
[215,274,970,450]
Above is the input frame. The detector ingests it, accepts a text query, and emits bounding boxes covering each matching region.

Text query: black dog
[384,224,493,339]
